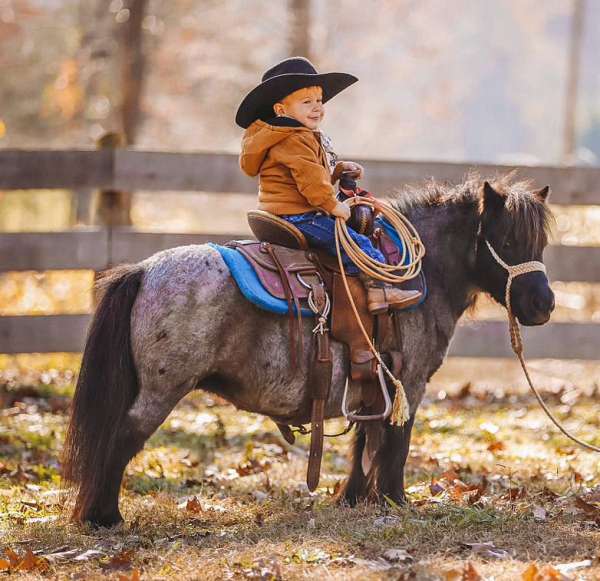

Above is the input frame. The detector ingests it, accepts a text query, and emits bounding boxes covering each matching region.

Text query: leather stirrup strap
[306,330,332,491]
[265,243,303,368]
[307,399,325,491]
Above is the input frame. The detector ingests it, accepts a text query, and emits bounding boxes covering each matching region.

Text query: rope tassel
[390,378,410,426]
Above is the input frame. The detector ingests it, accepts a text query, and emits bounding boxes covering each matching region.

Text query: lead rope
[485,239,600,453]
[334,197,425,426]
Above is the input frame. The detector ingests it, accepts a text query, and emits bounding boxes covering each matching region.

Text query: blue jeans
[282,212,386,275]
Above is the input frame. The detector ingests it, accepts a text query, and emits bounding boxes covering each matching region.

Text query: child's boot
[359,273,422,315]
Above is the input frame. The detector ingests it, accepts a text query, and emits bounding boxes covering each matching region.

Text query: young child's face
[274,86,324,130]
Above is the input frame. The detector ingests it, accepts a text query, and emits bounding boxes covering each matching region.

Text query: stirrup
[341,364,392,422]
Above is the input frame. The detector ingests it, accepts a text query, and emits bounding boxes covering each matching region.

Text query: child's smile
[274,86,324,130]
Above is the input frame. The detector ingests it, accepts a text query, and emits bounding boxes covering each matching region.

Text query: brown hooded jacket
[239,117,337,215]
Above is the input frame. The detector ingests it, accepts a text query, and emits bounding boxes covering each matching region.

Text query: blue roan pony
[63,175,554,527]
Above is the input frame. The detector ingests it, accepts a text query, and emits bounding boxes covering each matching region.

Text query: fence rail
[1,149,598,357]
[3,149,600,203]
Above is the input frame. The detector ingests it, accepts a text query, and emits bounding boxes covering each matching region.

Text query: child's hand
[333,161,365,182]
[331,201,351,221]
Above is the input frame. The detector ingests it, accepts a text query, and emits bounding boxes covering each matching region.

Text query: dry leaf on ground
[444,561,482,580]
[461,541,512,560]
[382,548,413,563]
[521,562,569,580]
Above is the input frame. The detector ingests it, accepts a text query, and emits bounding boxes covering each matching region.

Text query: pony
[62,174,554,527]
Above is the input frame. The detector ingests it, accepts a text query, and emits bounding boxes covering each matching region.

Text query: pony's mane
[390,171,553,255]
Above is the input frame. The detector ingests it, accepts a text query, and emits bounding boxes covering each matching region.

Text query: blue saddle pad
[209,243,314,317]
[210,222,426,317]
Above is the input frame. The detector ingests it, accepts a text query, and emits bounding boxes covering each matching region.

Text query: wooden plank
[449,321,600,359]
[0,315,91,353]
[0,230,109,271]
[109,229,250,265]
[114,150,256,193]
[545,245,600,282]
[1,149,599,204]
[355,159,600,205]
[2,227,599,282]
[1,314,598,359]
[0,150,113,190]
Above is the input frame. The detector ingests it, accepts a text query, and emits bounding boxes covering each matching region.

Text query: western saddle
[226,210,421,490]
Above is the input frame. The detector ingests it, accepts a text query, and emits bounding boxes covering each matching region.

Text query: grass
[1,367,600,580]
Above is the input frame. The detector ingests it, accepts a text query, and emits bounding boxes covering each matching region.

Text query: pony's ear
[534,185,550,203]
[483,181,506,213]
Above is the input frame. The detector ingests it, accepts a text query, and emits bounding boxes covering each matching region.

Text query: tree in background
[289,0,311,61]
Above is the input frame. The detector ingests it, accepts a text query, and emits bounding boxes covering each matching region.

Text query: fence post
[88,131,132,307]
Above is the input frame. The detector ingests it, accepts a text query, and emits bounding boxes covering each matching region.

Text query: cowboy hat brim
[235,72,358,129]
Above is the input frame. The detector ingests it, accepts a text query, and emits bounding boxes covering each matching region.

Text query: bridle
[482,233,600,453]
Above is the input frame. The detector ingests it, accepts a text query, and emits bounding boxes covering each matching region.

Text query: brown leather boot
[360,274,422,315]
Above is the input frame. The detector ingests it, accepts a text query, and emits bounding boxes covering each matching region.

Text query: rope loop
[334,198,426,426]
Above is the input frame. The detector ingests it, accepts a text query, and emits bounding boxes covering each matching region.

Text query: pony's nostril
[533,292,554,314]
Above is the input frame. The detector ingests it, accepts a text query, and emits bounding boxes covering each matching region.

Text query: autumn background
[1,1,600,579]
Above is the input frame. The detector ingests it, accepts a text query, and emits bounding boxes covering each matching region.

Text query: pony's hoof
[82,511,124,529]
[380,492,409,508]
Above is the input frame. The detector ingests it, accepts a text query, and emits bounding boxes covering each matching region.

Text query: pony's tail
[62,263,144,522]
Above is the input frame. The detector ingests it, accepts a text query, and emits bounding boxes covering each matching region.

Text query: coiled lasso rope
[334,197,426,426]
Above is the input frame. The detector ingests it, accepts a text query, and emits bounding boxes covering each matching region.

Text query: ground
[1,358,600,580]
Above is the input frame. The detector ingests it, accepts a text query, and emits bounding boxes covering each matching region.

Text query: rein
[484,238,600,453]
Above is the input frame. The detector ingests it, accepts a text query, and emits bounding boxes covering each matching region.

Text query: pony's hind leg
[79,379,193,527]
[337,426,369,506]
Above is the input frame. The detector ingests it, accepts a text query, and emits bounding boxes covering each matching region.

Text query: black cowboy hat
[235,57,358,129]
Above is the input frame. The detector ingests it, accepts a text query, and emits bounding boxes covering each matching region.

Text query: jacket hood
[240,117,311,177]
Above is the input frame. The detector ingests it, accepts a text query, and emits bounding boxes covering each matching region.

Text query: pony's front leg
[371,413,416,505]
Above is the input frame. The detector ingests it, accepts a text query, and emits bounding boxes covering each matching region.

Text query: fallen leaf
[185,496,203,513]
[4,548,20,568]
[382,548,413,563]
[102,550,134,571]
[291,548,329,564]
[461,541,512,560]
[373,515,401,528]
[430,478,445,496]
[533,506,547,522]
[521,562,566,580]
[487,441,505,453]
[119,570,141,581]
[0,559,10,571]
[555,559,592,574]
[43,549,78,562]
[574,496,600,520]
[444,561,482,580]
[502,487,527,501]
[347,556,394,571]
[73,549,105,562]
[13,549,49,573]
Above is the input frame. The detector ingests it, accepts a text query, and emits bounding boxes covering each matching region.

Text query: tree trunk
[562,0,585,164]
[119,0,148,145]
[289,0,311,60]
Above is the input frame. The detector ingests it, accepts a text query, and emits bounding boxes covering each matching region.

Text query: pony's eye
[503,239,512,249]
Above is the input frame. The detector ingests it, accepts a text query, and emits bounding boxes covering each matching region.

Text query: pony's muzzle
[512,272,554,326]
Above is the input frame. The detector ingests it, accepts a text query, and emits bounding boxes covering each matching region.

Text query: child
[236,57,421,314]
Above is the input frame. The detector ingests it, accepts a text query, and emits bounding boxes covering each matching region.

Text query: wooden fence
[1,149,599,358]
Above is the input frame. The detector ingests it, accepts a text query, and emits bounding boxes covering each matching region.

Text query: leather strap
[264,243,303,368]
[306,330,332,491]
